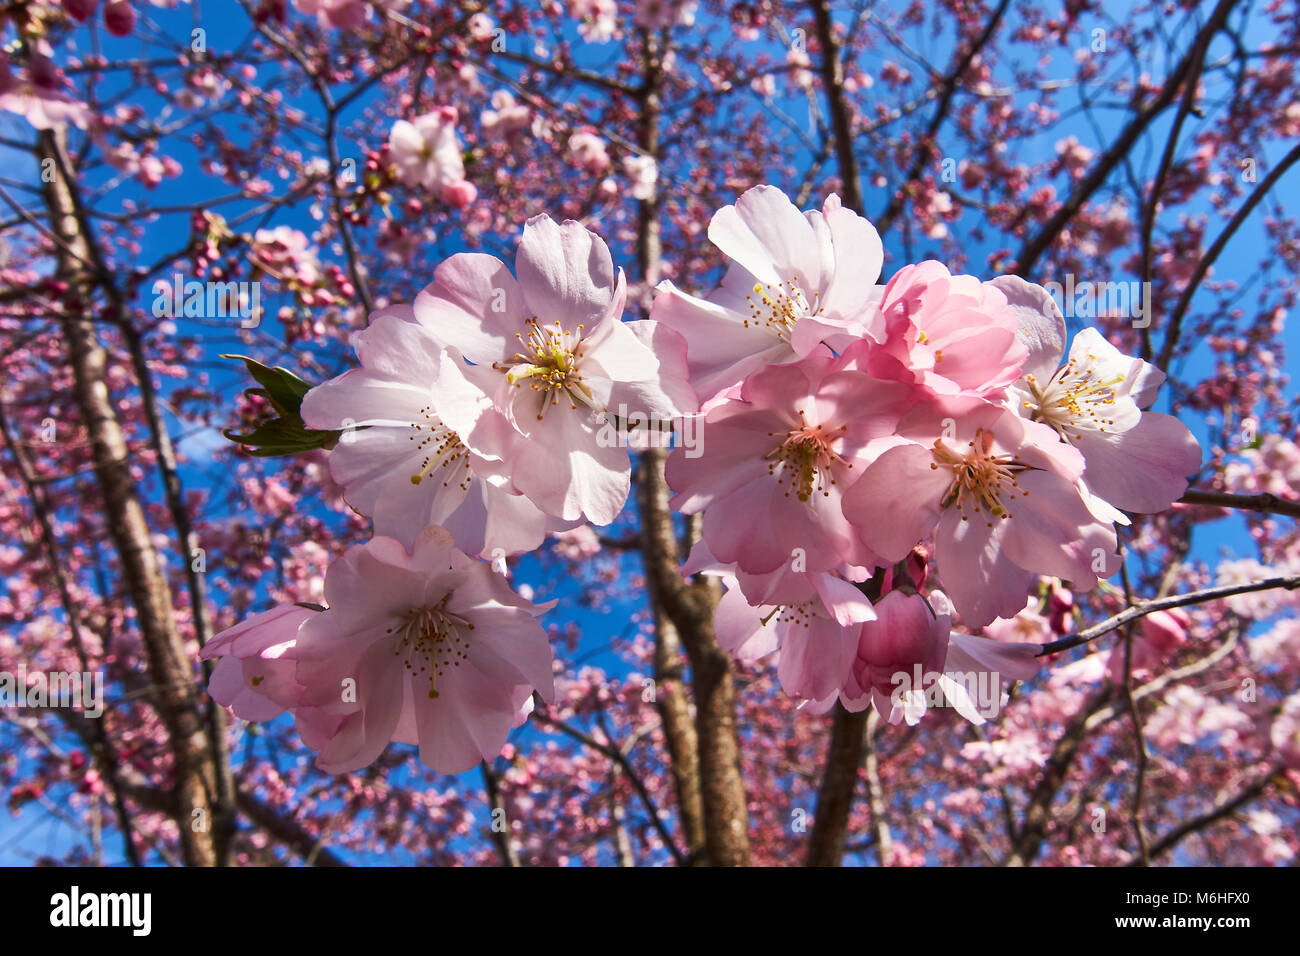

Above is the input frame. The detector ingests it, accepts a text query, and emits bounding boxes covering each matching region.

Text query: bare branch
[1040,576,1300,656]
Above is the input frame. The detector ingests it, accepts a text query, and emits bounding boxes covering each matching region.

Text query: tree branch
[1013,0,1239,278]
[1134,765,1282,865]
[1179,487,1300,519]
[874,0,1012,234]
[1157,138,1300,368]
[1040,576,1300,656]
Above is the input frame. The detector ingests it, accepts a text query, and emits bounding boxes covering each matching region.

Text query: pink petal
[515,215,618,328]
[413,253,527,365]
[841,443,950,562]
[818,200,884,334]
[510,407,631,524]
[314,639,406,773]
[1075,412,1201,513]
[1000,469,1118,585]
[708,184,821,289]
[987,275,1066,383]
[649,281,794,401]
[714,585,780,660]
[702,475,789,573]
[935,506,1035,627]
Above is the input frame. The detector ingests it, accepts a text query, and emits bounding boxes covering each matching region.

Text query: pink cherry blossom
[635,0,696,29]
[651,185,886,401]
[292,527,555,775]
[699,555,874,706]
[623,154,657,201]
[841,589,951,724]
[6,0,1296,872]
[567,131,611,173]
[481,90,531,140]
[0,48,91,130]
[723,581,870,705]
[1006,284,1202,514]
[1107,608,1190,679]
[667,345,909,574]
[409,214,696,525]
[201,603,315,721]
[1224,433,1300,500]
[388,107,468,193]
[1217,557,1300,619]
[250,225,322,286]
[841,398,1121,626]
[863,261,1028,400]
[981,595,1053,644]
[467,12,496,41]
[681,538,872,705]
[293,0,369,29]
[442,179,478,208]
[570,0,618,42]
[1143,685,1252,752]
[300,311,563,558]
[838,590,1042,725]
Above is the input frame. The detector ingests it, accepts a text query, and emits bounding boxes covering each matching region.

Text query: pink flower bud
[1047,581,1074,634]
[905,546,929,591]
[852,590,949,698]
[1139,608,1189,657]
[63,0,100,22]
[28,53,62,92]
[442,179,477,208]
[103,0,136,37]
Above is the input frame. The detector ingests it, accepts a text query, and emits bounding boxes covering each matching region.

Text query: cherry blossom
[863,261,1028,400]
[293,0,370,29]
[201,603,315,721]
[635,0,697,29]
[388,107,471,203]
[0,48,91,130]
[651,185,886,401]
[570,0,618,42]
[1106,608,1190,680]
[667,345,908,574]
[291,527,555,774]
[568,131,612,173]
[5,0,1295,871]
[841,398,1122,625]
[410,215,697,525]
[836,589,1041,725]
[300,311,562,558]
[1007,294,1202,514]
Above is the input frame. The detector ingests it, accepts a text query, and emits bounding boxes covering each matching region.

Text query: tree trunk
[40,128,221,867]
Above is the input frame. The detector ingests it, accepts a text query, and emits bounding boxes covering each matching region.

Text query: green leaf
[222,354,345,457]
[222,419,339,456]
[222,354,315,418]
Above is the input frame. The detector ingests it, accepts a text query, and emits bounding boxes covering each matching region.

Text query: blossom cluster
[206,184,1201,771]
[207,213,695,773]
[655,185,1199,721]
